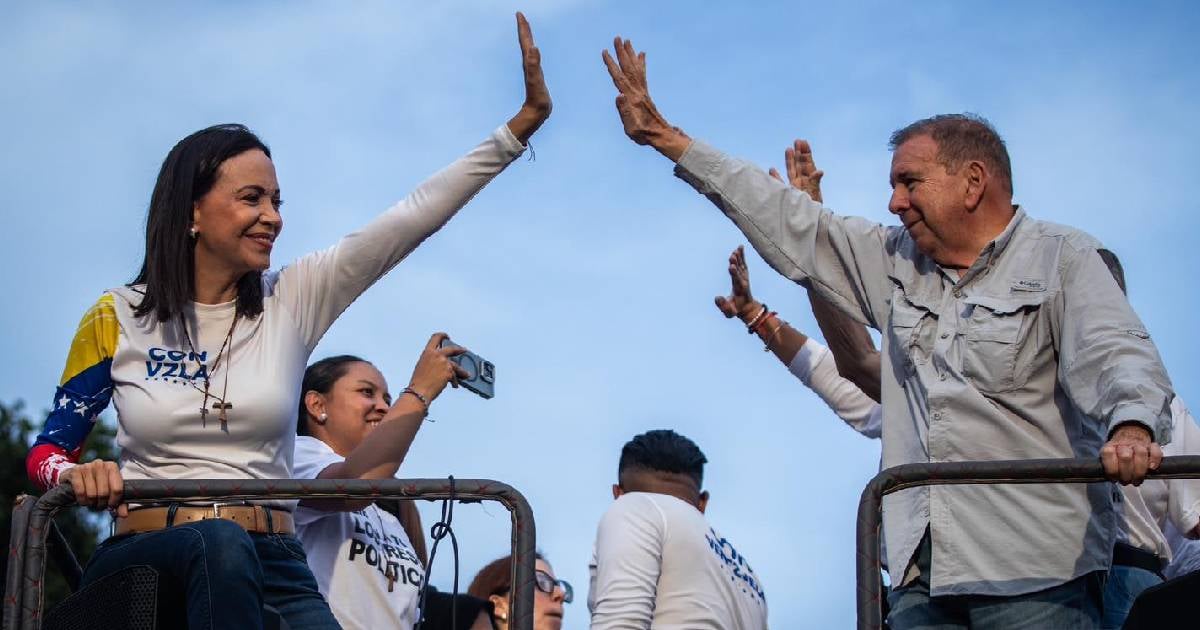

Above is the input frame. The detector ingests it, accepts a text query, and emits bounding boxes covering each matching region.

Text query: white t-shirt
[1164,519,1200,579]
[588,492,768,630]
[293,436,425,630]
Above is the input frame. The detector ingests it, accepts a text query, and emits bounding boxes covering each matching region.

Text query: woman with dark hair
[24,13,551,629]
[468,553,570,630]
[291,346,468,629]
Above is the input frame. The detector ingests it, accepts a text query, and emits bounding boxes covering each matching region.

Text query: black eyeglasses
[535,569,574,604]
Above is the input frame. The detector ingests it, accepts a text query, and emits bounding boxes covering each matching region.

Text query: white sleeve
[588,495,666,630]
[292,436,350,526]
[788,338,882,439]
[1164,397,1200,537]
[292,436,346,481]
[272,125,526,351]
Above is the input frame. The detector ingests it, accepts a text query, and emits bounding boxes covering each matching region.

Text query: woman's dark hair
[131,123,271,322]
[297,355,368,436]
[467,551,546,599]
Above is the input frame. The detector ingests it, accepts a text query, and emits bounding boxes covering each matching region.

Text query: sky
[2,1,1198,627]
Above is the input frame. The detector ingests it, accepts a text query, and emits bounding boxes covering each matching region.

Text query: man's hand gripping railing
[855,455,1200,630]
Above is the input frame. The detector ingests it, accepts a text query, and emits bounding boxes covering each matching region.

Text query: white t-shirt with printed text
[293,436,425,630]
[588,492,768,630]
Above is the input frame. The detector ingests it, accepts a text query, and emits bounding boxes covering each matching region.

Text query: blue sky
[2,2,1197,627]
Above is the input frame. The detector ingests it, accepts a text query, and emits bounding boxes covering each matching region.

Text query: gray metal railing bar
[5,478,536,630]
[856,455,1200,629]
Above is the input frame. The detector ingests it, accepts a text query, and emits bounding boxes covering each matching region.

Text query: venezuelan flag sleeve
[27,294,119,490]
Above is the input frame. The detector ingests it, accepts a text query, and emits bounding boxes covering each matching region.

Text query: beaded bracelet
[401,387,430,415]
[745,303,769,333]
[752,311,778,336]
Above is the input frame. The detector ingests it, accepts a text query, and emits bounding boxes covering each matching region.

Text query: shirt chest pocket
[960,294,1046,393]
[887,294,936,378]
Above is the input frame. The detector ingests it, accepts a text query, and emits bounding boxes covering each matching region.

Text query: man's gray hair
[890,113,1014,196]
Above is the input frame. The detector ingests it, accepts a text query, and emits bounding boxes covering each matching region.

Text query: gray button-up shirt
[675,140,1175,596]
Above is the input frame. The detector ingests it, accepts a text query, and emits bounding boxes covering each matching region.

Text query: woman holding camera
[291,343,468,629]
[25,13,551,628]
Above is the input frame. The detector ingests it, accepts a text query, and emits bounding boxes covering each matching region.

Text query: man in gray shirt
[602,38,1175,628]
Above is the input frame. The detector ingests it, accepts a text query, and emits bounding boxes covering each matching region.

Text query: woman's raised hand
[506,12,552,144]
[64,459,128,517]
[715,245,761,321]
[406,333,471,407]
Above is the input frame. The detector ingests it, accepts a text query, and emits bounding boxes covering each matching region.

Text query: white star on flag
[58,394,70,409]
[73,401,88,416]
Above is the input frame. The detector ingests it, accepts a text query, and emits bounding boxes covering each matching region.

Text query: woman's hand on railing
[63,460,128,517]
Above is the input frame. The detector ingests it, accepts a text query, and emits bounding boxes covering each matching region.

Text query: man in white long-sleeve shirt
[588,429,769,630]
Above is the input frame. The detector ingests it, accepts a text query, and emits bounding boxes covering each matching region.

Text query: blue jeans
[1101,565,1162,629]
[82,519,339,630]
[888,534,1104,629]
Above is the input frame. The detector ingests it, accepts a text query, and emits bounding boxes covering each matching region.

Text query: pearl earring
[189,226,199,239]
[318,412,328,423]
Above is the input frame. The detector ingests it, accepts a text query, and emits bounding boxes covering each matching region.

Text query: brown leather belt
[115,504,295,536]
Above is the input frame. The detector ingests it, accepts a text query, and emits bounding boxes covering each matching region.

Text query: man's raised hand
[769,139,825,202]
[602,37,690,161]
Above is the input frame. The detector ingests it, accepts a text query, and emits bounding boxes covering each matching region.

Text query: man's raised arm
[603,37,894,329]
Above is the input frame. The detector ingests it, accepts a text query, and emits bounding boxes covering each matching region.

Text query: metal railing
[4,478,536,630]
[855,454,1200,629]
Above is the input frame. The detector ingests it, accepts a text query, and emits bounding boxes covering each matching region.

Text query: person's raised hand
[769,139,825,203]
[715,246,762,322]
[506,12,552,144]
[64,460,128,518]
[602,37,690,161]
[407,333,471,407]
[1100,423,1163,485]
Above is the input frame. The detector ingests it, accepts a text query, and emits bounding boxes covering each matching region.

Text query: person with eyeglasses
[468,552,570,630]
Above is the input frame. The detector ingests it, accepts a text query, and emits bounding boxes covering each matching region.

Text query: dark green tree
[1,399,118,611]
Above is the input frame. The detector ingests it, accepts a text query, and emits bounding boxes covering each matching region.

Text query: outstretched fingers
[793,139,817,176]
[785,147,798,188]
[602,49,631,93]
[516,12,533,54]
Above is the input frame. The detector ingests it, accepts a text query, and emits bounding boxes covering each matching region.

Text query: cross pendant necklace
[180,313,238,430]
[213,401,233,431]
